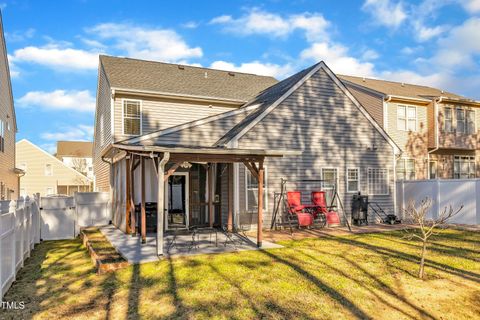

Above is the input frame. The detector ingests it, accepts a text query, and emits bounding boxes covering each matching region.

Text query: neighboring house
[56,141,94,180]
[94,56,400,254]
[16,139,92,197]
[340,75,480,180]
[0,11,21,200]
[93,55,278,193]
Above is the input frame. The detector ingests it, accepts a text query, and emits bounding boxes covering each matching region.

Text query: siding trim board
[227,62,401,154]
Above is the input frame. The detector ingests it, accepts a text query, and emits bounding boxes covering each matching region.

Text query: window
[46,187,54,195]
[322,168,338,190]
[123,100,141,135]
[347,168,360,192]
[397,106,416,131]
[467,110,475,134]
[429,161,437,179]
[245,167,267,212]
[367,168,389,195]
[444,107,452,133]
[45,164,53,176]
[456,108,466,133]
[396,159,415,180]
[454,156,475,179]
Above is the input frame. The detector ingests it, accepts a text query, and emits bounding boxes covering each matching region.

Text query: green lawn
[2,229,479,319]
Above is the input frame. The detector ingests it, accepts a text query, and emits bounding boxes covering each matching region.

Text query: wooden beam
[141,157,146,244]
[228,163,234,232]
[157,152,170,256]
[130,155,136,236]
[208,164,214,227]
[132,158,141,172]
[125,155,132,234]
[164,162,183,182]
[250,161,259,174]
[257,159,264,248]
[243,161,259,180]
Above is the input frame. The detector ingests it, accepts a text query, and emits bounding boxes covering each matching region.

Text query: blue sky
[4,0,480,153]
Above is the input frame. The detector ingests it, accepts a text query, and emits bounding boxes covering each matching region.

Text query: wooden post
[228,163,234,231]
[130,155,136,236]
[125,155,131,234]
[257,159,264,248]
[208,164,214,227]
[157,152,170,256]
[141,157,146,244]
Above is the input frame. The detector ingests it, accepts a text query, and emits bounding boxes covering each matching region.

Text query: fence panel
[40,196,76,241]
[75,192,110,234]
[397,179,480,225]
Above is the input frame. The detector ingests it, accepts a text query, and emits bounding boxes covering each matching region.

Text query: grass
[2,229,479,319]
[81,227,125,263]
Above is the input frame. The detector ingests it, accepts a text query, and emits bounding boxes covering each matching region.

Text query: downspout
[427,97,443,179]
[385,94,402,216]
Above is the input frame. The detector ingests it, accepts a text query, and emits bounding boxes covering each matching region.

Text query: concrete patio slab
[100,225,283,264]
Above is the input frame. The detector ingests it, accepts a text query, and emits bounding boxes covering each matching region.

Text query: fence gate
[40,196,76,240]
[75,192,110,234]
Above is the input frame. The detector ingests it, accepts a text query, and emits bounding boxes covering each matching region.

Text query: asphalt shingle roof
[100,55,279,102]
[338,74,465,100]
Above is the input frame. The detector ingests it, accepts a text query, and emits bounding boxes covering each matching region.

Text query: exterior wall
[386,101,429,179]
[437,103,479,150]
[237,69,396,227]
[16,140,91,197]
[93,63,113,192]
[345,84,384,127]
[113,94,238,142]
[0,14,17,199]
[430,149,478,179]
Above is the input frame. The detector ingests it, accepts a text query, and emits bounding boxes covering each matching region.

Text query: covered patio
[102,143,298,257]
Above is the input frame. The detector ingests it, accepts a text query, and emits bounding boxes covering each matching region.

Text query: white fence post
[9,200,17,281]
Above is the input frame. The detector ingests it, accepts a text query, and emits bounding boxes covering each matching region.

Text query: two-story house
[0,11,20,200]
[56,141,94,180]
[339,75,480,180]
[94,55,400,254]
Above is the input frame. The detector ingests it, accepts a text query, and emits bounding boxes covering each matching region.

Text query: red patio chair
[311,191,338,227]
[285,191,314,229]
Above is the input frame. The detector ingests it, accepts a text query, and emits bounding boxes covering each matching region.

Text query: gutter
[427,96,444,178]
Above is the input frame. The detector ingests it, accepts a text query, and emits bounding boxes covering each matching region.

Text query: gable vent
[228,72,235,77]
[178,65,185,70]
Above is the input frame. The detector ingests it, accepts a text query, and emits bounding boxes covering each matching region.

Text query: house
[16,139,92,197]
[56,140,94,180]
[0,11,21,200]
[339,75,480,180]
[94,56,400,255]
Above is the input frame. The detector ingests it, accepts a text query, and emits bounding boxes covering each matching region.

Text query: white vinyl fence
[0,196,40,300]
[396,179,480,225]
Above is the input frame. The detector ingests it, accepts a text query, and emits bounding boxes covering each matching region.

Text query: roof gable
[100,55,278,102]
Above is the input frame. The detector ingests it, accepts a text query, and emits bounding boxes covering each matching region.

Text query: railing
[0,196,40,300]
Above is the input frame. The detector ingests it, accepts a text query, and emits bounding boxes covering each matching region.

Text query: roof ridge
[338,74,448,92]
[100,54,278,80]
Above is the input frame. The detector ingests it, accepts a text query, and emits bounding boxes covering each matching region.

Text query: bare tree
[71,158,87,176]
[403,198,463,279]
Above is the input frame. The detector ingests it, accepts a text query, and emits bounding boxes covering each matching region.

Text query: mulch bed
[80,227,129,274]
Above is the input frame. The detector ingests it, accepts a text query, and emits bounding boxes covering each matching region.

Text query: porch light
[180,161,192,169]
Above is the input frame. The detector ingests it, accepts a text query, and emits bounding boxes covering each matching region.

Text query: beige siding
[16,140,91,197]
[345,84,384,127]
[93,63,113,192]
[386,101,429,179]
[238,69,396,226]
[113,94,237,142]
[437,103,479,150]
[0,16,17,199]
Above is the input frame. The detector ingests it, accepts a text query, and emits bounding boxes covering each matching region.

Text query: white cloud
[210,8,329,41]
[413,22,449,42]
[87,23,203,62]
[7,54,20,78]
[17,90,95,112]
[361,49,379,60]
[460,0,480,13]
[41,124,94,142]
[210,60,293,78]
[300,42,376,77]
[362,0,407,28]
[11,45,99,71]
[182,21,199,29]
[5,28,35,42]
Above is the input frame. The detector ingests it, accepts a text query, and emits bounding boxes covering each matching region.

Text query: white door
[165,172,189,230]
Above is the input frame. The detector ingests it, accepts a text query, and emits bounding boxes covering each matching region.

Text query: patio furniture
[191,226,218,249]
[285,191,315,231]
[166,227,196,253]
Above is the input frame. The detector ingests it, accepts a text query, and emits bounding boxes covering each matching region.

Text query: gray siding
[345,84,384,127]
[93,63,113,192]
[238,69,395,227]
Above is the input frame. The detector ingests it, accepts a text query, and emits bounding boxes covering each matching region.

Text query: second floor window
[467,110,475,134]
[444,107,453,133]
[456,109,466,133]
[397,106,416,131]
[448,107,475,134]
[454,156,475,179]
[123,100,141,135]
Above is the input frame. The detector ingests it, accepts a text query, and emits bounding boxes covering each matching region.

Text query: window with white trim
[454,156,475,179]
[45,163,53,176]
[123,100,141,135]
[444,107,452,133]
[245,167,267,212]
[397,106,416,131]
[396,159,415,180]
[367,168,389,195]
[456,108,466,134]
[347,168,360,192]
[322,168,338,190]
[466,110,475,134]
